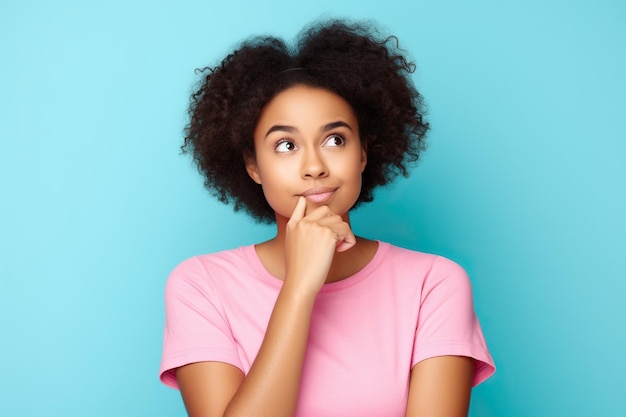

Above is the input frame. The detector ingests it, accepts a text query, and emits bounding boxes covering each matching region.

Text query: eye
[324,134,346,147]
[275,139,297,153]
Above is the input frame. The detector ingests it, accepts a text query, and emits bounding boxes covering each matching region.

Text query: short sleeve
[412,256,495,386]
[159,258,242,389]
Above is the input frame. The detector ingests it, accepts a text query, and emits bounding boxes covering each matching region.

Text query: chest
[227,280,420,417]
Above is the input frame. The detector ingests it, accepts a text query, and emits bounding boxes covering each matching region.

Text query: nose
[301,148,328,178]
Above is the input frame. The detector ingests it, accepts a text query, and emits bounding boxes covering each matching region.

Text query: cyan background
[1,0,624,416]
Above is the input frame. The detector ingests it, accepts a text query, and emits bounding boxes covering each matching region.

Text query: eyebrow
[265,125,296,138]
[322,121,352,132]
[264,121,353,138]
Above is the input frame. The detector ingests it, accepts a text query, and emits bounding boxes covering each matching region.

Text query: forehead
[254,85,358,136]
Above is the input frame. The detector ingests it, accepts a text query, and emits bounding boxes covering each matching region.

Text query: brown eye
[324,134,346,147]
[275,139,297,153]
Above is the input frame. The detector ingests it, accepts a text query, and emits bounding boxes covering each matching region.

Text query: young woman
[160,19,495,417]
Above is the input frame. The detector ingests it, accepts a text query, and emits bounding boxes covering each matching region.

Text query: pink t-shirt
[160,242,495,416]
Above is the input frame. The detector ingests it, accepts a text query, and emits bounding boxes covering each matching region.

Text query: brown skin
[176,86,474,417]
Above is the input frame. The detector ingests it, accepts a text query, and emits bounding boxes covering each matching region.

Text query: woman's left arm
[405,355,475,417]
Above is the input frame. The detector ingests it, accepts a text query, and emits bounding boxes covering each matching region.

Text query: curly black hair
[182,18,429,223]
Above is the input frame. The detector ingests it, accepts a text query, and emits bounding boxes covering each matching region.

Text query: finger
[288,196,307,225]
[335,228,357,252]
[302,205,336,222]
[315,218,355,252]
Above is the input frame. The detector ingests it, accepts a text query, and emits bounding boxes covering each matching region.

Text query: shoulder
[165,245,254,293]
[379,241,466,275]
[170,245,252,275]
[377,242,471,292]
[377,241,437,266]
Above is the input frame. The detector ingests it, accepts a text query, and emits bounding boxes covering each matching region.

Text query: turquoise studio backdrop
[1,0,624,416]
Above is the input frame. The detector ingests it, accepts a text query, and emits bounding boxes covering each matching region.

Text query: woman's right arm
[176,198,355,417]
[177,283,317,417]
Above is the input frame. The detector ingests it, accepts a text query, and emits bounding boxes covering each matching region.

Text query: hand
[283,197,356,294]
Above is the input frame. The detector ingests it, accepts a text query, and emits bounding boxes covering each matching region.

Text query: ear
[243,152,262,184]
[360,141,368,173]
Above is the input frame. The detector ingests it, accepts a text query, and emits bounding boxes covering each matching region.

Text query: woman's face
[246,85,367,222]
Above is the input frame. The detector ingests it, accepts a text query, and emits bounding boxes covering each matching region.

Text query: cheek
[257,160,292,185]
[255,163,295,208]
[346,153,366,182]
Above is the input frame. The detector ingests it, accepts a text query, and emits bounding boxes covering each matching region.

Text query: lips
[301,187,338,203]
